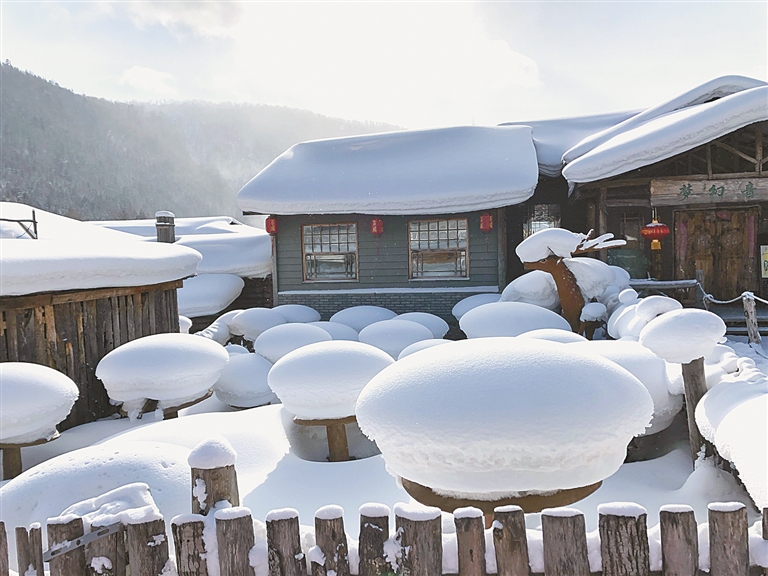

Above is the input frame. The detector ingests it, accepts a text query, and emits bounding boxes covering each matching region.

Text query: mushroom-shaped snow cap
[359,320,434,359]
[518,328,587,344]
[580,302,607,322]
[452,293,501,320]
[329,306,396,332]
[214,353,276,408]
[272,304,322,323]
[396,312,449,339]
[639,309,726,364]
[229,308,287,341]
[96,333,229,404]
[398,339,453,360]
[268,341,394,420]
[500,271,559,311]
[515,228,583,262]
[0,362,79,443]
[254,323,332,363]
[459,301,571,338]
[635,295,683,322]
[356,338,653,496]
[308,321,360,341]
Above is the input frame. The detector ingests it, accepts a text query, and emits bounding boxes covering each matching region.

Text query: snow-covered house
[0,203,201,428]
[561,76,768,300]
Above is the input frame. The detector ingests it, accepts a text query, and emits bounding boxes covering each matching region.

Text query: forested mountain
[0,64,398,219]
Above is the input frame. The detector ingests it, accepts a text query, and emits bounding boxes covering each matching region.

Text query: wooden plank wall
[0,280,181,430]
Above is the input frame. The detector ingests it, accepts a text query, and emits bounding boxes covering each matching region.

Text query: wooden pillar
[126,518,169,576]
[743,292,762,345]
[492,505,530,576]
[708,503,749,576]
[216,507,256,576]
[599,188,608,261]
[763,507,768,576]
[191,464,240,515]
[659,504,698,576]
[47,516,88,576]
[358,504,390,576]
[541,508,590,576]
[598,503,650,576]
[1,446,22,480]
[681,357,708,463]
[265,508,304,576]
[394,503,442,576]
[171,515,208,576]
[314,506,350,576]
[454,507,486,576]
[155,211,176,243]
[326,422,350,462]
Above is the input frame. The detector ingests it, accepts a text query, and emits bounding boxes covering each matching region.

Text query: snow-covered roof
[0,203,202,297]
[563,76,768,185]
[236,126,539,216]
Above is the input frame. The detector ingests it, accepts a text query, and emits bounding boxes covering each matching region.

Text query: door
[675,207,759,299]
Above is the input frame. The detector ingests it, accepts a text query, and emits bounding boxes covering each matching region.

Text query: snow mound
[452,293,501,320]
[308,321,360,341]
[460,302,571,338]
[225,344,250,356]
[61,482,161,530]
[518,328,587,344]
[254,323,332,363]
[179,316,192,334]
[635,295,683,322]
[639,309,726,364]
[564,258,616,300]
[95,333,229,407]
[272,304,322,324]
[230,308,288,341]
[395,312,449,339]
[214,353,276,408]
[499,271,559,311]
[0,363,79,444]
[580,302,607,322]
[177,273,244,318]
[359,319,434,359]
[356,338,653,496]
[188,436,237,469]
[567,340,683,434]
[268,341,394,420]
[330,306,397,332]
[398,339,453,360]
[195,310,243,344]
[516,228,584,262]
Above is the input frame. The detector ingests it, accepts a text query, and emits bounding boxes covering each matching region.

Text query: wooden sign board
[650,178,768,206]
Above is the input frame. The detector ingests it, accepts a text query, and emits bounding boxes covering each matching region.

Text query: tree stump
[541,508,590,576]
[126,518,169,576]
[394,503,442,576]
[171,515,208,576]
[266,509,304,576]
[314,506,350,576]
[86,523,126,576]
[15,524,43,576]
[659,505,697,576]
[47,515,88,576]
[216,507,256,576]
[359,504,390,576]
[0,521,8,576]
[293,416,356,462]
[454,507,486,576]
[708,503,749,576]
[742,292,762,345]
[681,357,708,464]
[598,504,650,576]
[492,505,529,576]
[191,464,240,515]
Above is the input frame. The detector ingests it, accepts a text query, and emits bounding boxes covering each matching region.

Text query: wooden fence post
[394,503,442,576]
[598,503,650,576]
[708,502,749,576]
[189,438,240,516]
[541,508,590,576]
[681,357,708,464]
[86,523,127,576]
[743,292,762,345]
[308,546,326,576]
[47,515,88,576]
[315,505,350,576]
[266,508,304,576]
[15,524,43,576]
[126,518,169,576]
[0,522,8,576]
[358,504,391,576]
[659,504,698,576]
[216,507,256,576]
[492,505,529,576]
[454,507,486,576]
[763,507,768,576]
[171,514,208,576]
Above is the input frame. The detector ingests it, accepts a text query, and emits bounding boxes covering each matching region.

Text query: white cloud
[121,1,243,37]
[120,66,178,99]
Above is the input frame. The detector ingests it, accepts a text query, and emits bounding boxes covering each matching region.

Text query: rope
[701,290,768,307]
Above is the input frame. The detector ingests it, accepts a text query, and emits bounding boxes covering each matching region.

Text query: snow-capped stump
[188,436,240,515]
[580,302,607,322]
[272,304,321,323]
[329,305,397,332]
[253,323,332,363]
[0,362,79,479]
[398,338,452,360]
[179,315,193,334]
[214,352,276,408]
[499,270,560,311]
[359,319,434,359]
[95,333,229,418]
[269,341,394,461]
[452,293,501,321]
[308,321,360,341]
[229,307,288,341]
[356,338,653,513]
[459,301,571,338]
[396,312,450,339]
[518,328,588,344]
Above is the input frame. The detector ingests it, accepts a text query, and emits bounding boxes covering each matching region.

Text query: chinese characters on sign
[679,183,692,200]
[653,178,767,206]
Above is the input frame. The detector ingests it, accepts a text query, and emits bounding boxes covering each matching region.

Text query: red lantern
[641,220,670,250]
[370,217,384,237]
[480,213,494,233]
[265,216,278,235]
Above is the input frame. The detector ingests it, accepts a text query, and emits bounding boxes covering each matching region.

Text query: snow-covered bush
[499,271,559,311]
[358,319,434,359]
[517,328,588,344]
[452,294,500,321]
[254,323,332,363]
[195,309,243,344]
[308,321,360,341]
[395,312,449,339]
[639,309,726,364]
[272,304,321,323]
[398,339,453,360]
[329,306,397,332]
[459,301,571,338]
[214,353,276,408]
[229,308,288,341]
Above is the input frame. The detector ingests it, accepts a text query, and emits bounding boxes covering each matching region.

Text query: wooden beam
[758,129,764,175]
[605,198,651,208]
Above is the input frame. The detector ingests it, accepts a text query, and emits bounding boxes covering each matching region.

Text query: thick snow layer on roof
[356,338,653,496]
[177,274,244,318]
[0,203,201,296]
[500,110,638,177]
[236,126,539,215]
[93,216,273,279]
[563,84,768,184]
[0,363,79,444]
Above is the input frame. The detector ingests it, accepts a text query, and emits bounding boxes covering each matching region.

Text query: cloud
[121,1,243,37]
[120,66,178,99]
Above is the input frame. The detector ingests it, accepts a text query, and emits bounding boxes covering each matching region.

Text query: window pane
[408,218,469,279]
[302,223,358,279]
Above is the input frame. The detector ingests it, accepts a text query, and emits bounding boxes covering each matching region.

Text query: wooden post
[681,357,708,464]
[215,507,256,576]
[126,518,169,576]
[743,292,762,345]
[454,507,486,576]
[308,546,326,576]
[695,270,706,307]
[659,505,698,576]
[763,507,768,576]
[708,503,749,576]
[191,464,240,515]
[15,524,43,576]
[155,211,176,243]
[358,504,390,576]
[394,503,442,576]
[1,447,22,480]
[86,524,126,576]
[47,515,88,576]
[0,522,8,576]
[171,515,208,576]
[598,503,650,576]
[326,422,350,462]
[492,505,529,576]
[266,509,304,576]
[541,508,590,576]
[315,506,350,576]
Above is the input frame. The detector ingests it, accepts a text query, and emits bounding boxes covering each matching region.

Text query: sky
[1,1,766,129]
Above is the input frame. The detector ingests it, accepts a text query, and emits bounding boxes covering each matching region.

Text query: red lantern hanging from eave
[370,217,384,237]
[480,213,494,233]
[641,220,670,250]
[265,216,278,235]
